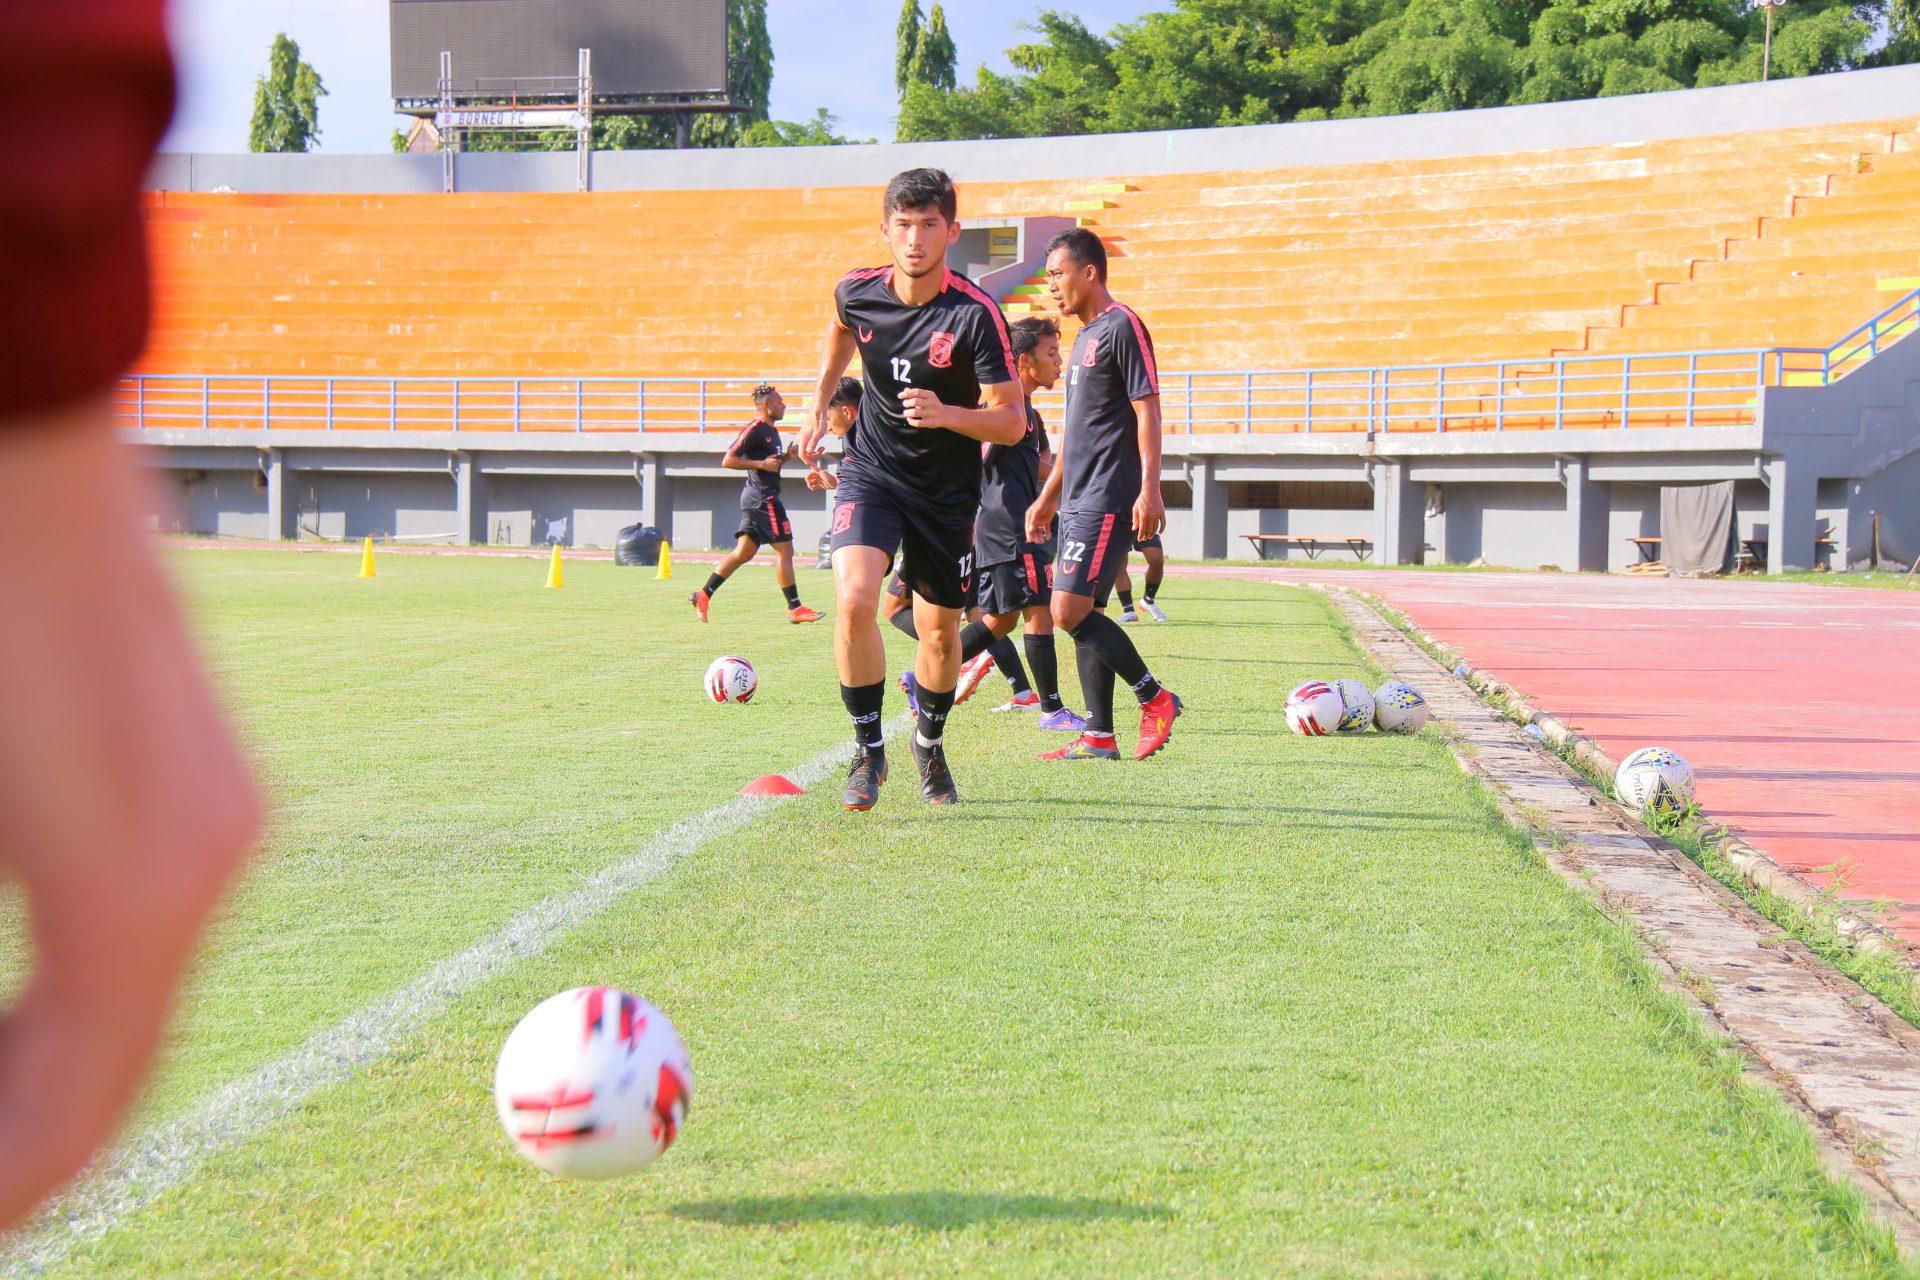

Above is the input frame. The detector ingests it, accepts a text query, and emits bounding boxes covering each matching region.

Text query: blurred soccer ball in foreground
[494,987,692,1179]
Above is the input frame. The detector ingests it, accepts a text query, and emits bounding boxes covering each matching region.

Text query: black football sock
[1067,611,1162,706]
[840,681,886,750]
[703,572,726,597]
[1074,633,1117,736]
[958,619,997,663]
[1023,633,1063,712]
[915,683,955,748]
[989,636,1031,695]
[782,582,801,609]
[1143,574,1163,602]
[1118,587,1135,610]
[889,608,919,640]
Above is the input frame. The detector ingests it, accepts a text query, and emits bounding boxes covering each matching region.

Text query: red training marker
[739,774,804,798]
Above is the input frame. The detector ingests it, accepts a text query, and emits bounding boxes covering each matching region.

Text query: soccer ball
[705,656,757,704]
[493,987,693,1180]
[1331,678,1376,733]
[1614,747,1696,814]
[1285,680,1344,736]
[1373,681,1430,734]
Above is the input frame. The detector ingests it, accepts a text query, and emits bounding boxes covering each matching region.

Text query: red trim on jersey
[1089,512,1116,577]
[840,266,891,283]
[725,420,762,456]
[945,272,1021,386]
[1111,302,1160,395]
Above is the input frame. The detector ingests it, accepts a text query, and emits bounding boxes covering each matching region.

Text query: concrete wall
[482,474,644,547]
[1606,484,1662,571]
[290,472,460,542]
[1436,483,1569,568]
[161,469,271,539]
[147,65,1920,194]
[1849,449,1920,569]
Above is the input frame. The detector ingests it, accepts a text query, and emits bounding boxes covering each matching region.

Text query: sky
[160,0,1169,154]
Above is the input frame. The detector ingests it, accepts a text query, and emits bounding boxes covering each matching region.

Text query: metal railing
[115,289,1918,437]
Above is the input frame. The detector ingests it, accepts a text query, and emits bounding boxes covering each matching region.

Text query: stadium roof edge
[147,63,1920,195]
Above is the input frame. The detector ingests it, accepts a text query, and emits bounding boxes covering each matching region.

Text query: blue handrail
[114,289,1919,437]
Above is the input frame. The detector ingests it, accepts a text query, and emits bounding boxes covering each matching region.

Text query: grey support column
[638,452,669,531]
[1563,456,1608,572]
[261,448,291,540]
[1371,459,1424,565]
[451,451,479,546]
[1189,457,1227,560]
[1764,454,1818,574]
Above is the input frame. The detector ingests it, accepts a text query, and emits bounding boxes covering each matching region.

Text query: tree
[248,33,325,153]
[895,0,1908,141]
[897,0,925,99]
[739,109,874,147]
[912,4,960,93]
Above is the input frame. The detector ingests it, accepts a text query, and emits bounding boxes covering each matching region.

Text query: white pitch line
[1,726,898,1277]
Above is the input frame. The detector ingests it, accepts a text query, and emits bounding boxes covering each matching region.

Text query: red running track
[1191,567,1920,946]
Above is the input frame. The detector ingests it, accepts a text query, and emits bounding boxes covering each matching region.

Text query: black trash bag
[615,523,664,566]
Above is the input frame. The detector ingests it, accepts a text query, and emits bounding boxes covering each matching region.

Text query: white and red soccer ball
[1615,747,1696,814]
[705,655,757,704]
[494,987,692,1179]
[1286,681,1344,736]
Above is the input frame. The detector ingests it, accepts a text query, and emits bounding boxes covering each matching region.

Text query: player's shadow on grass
[669,1191,1171,1230]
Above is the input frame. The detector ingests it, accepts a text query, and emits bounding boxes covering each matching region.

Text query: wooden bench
[1627,536,1662,562]
[1244,534,1373,562]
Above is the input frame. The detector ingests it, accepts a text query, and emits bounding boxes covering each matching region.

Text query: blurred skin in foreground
[0,1,262,1228]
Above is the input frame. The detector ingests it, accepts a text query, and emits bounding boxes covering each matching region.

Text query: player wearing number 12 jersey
[1026,227,1182,762]
[798,168,1024,810]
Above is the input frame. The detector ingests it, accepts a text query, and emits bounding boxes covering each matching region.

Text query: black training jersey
[976,400,1050,566]
[728,419,784,509]
[835,265,1018,513]
[1062,301,1160,516]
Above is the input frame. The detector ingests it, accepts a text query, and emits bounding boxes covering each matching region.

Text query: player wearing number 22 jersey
[800,167,1025,812]
[1027,226,1182,763]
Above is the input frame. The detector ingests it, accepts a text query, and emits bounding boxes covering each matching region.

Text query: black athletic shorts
[830,476,975,610]
[1052,509,1133,601]
[1134,532,1163,551]
[976,544,1051,616]
[737,497,793,546]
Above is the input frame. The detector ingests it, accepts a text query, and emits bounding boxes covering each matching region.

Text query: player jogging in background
[1027,227,1182,762]
[690,383,822,624]
[799,168,1024,810]
[803,376,864,495]
[1111,535,1169,622]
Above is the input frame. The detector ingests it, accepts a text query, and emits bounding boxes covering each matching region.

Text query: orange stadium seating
[135,116,1918,432]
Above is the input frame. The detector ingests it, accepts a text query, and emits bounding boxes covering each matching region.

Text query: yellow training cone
[358,536,377,579]
[655,540,673,580]
[545,543,564,589]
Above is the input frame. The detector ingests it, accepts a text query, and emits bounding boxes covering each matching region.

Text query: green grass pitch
[4,549,1912,1277]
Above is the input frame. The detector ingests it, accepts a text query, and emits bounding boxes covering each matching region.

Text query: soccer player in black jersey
[799,168,1025,809]
[1027,227,1182,762]
[802,377,863,496]
[690,383,823,624]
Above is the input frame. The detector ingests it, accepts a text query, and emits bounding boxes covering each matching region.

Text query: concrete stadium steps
[137,116,1917,397]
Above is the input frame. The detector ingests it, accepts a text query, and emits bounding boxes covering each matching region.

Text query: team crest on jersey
[928,330,956,369]
[1081,338,1100,367]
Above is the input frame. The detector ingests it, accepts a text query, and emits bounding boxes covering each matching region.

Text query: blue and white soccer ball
[1614,747,1696,814]
[1373,681,1429,734]
[1331,678,1376,733]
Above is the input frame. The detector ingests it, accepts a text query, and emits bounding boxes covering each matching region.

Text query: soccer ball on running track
[1614,746,1696,815]
[493,987,693,1179]
[1286,681,1344,736]
[705,656,758,704]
